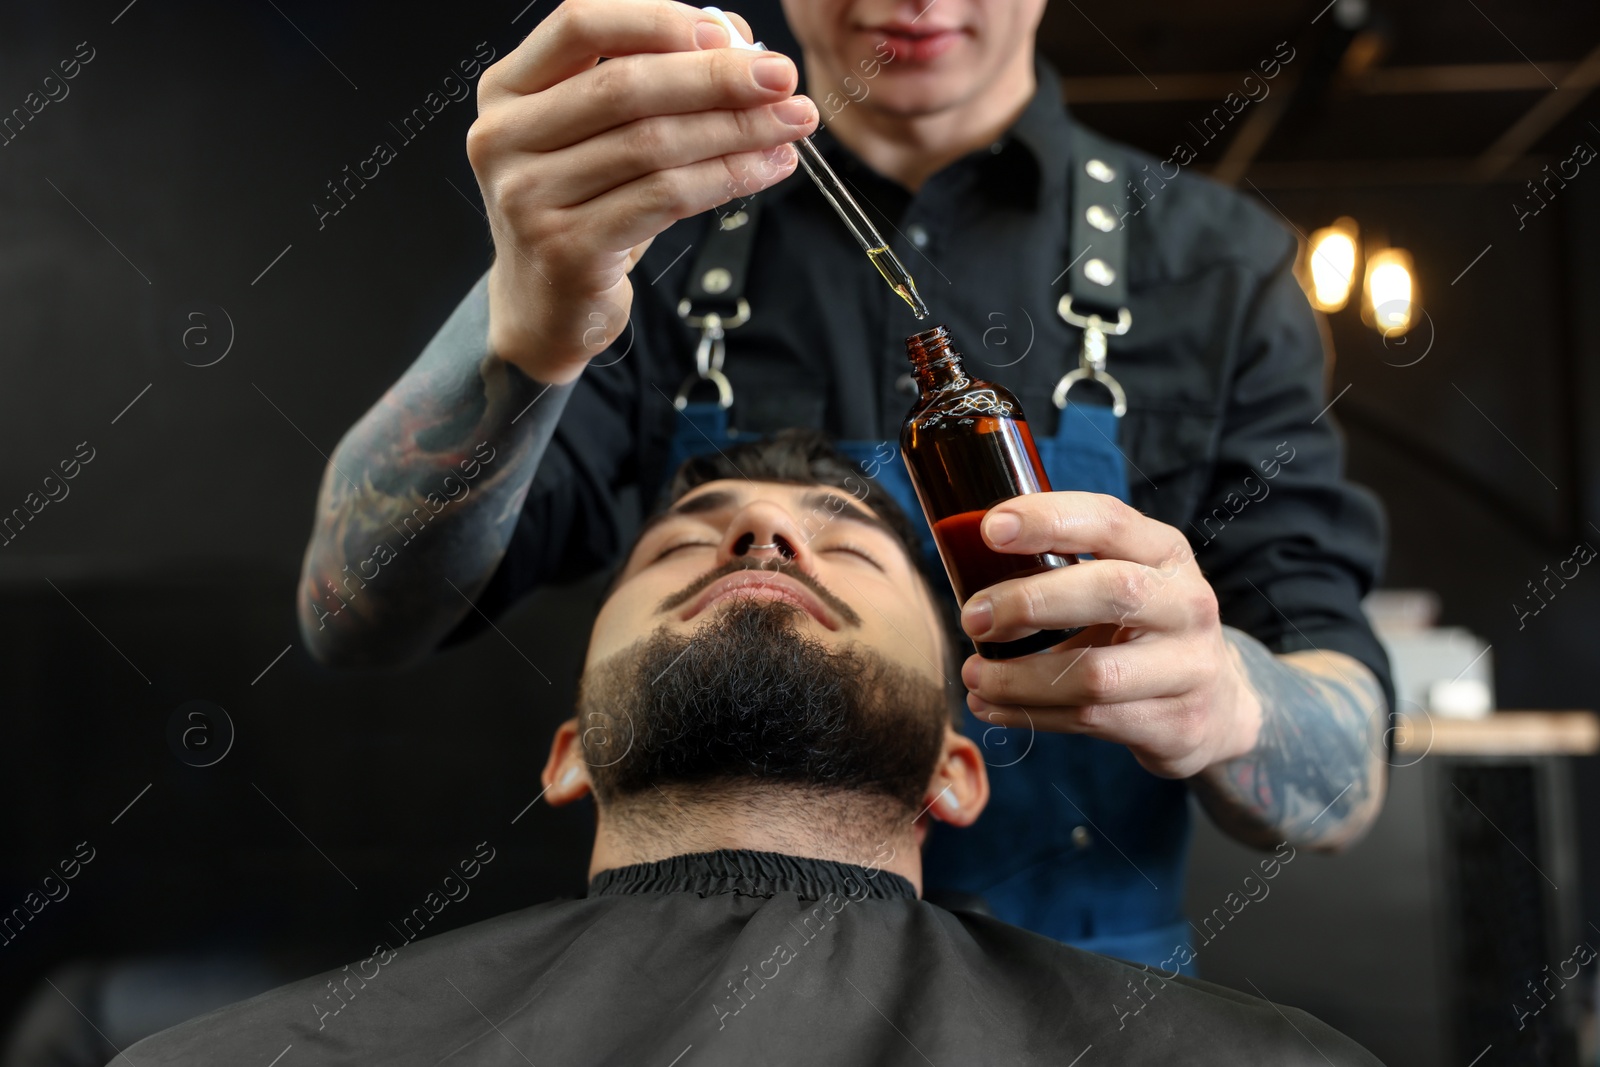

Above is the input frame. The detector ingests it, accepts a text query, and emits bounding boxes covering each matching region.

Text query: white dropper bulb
[700,6,766,51]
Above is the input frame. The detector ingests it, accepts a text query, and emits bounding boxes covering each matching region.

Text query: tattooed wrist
[1191,627,1387,850]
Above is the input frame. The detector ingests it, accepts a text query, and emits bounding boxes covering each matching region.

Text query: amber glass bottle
[899,325,1082,659]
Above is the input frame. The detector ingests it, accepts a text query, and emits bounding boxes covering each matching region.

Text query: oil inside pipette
[791,134,930,320]
[867,246,930,319]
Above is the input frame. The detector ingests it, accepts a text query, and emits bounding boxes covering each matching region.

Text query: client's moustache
[656,556,862,627]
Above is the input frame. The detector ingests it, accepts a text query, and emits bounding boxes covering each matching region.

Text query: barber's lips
[683,571,839,630]
[869,24,964,64]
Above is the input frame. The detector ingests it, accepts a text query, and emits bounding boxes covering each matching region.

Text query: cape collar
[589,849,917,901]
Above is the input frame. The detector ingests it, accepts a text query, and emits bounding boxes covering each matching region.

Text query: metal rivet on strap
[701,267,733,294]
[1084,258,1116,286]
[1085,204,1116,232]
[1085,158,1115,183]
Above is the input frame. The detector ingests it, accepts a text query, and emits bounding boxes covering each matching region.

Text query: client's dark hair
[643,429,968,702]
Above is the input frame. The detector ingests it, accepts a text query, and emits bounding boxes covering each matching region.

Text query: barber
[296,0,1395,969]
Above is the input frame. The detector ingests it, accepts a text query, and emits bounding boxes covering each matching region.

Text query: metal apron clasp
[1052,295,1131,417]
[673,297,751,413]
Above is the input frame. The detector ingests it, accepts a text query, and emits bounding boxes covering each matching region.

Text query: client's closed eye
[653,541,716,562]
[824,544,884,571]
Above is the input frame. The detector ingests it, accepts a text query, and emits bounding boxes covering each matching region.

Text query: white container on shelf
[1363,590,1494,719]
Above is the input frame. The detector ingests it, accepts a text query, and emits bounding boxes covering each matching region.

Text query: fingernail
[962,597,992,637]
[763,143,796,168]
[751,54,793,91]
[985,511,1020,546]
[774,95,814,127]
[695,20,730,49]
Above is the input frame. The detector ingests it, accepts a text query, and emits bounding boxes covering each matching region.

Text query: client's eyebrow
[633,488,740,545]
[631,486,900,548]
[796,489,901,543]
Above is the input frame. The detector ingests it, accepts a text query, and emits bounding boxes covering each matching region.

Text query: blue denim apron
[662,395,1194,973]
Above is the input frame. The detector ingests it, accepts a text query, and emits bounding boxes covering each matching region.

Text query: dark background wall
[0,0,606,1046]
[1,1,1596,1064]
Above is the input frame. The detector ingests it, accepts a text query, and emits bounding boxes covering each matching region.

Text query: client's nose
[719,502,808,567]
[733,530,796,561]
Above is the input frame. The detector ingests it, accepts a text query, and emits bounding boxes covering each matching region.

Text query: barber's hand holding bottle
[955,494,1265,780]
[468,0,816,385]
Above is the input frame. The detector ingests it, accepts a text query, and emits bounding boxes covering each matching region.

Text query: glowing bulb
[1303,219,1360,312]
[1365,248,1415,336]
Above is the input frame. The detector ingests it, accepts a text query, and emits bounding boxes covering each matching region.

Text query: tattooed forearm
[296,345,554,669]
[1190,627,1388,851]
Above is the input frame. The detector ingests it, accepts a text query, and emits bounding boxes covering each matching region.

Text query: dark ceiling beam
[1197,7,1360,187]
[1238,156,1551,188]
[1212,17,1394,188]
[1062,73,1239,103]
[1359,62,1575,94]
[1061,62,1577,104]
[1474,41,1600,178]
[1211,88,1292,186]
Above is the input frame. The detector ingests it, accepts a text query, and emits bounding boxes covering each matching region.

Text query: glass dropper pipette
[701,7,930,320]
[790,137,929,319]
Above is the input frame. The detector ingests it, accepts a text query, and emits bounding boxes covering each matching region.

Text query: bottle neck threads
[905,326,967,393]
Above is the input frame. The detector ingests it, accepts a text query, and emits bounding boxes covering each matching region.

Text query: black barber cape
[121,851,1381,1066]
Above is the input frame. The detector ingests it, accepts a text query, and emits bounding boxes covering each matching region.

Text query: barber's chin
[855,80,976,120]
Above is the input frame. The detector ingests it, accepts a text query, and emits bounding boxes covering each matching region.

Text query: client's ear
[921,726,989,828]
[541,718,594,806]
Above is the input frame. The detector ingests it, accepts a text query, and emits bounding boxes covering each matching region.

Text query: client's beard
[577,597,949,817]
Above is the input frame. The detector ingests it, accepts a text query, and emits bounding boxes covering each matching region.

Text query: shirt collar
[1006,56,1073,197]
[588,849,917,901]
[765,54,1072,206]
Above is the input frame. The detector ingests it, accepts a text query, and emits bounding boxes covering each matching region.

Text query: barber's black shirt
[441,58,1394,713]
[119,850,1383,1065]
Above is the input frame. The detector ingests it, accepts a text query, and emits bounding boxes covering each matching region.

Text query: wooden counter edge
[1392,710,1599,756]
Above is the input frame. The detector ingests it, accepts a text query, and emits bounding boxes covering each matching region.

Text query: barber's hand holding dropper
[468,0,817,385]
